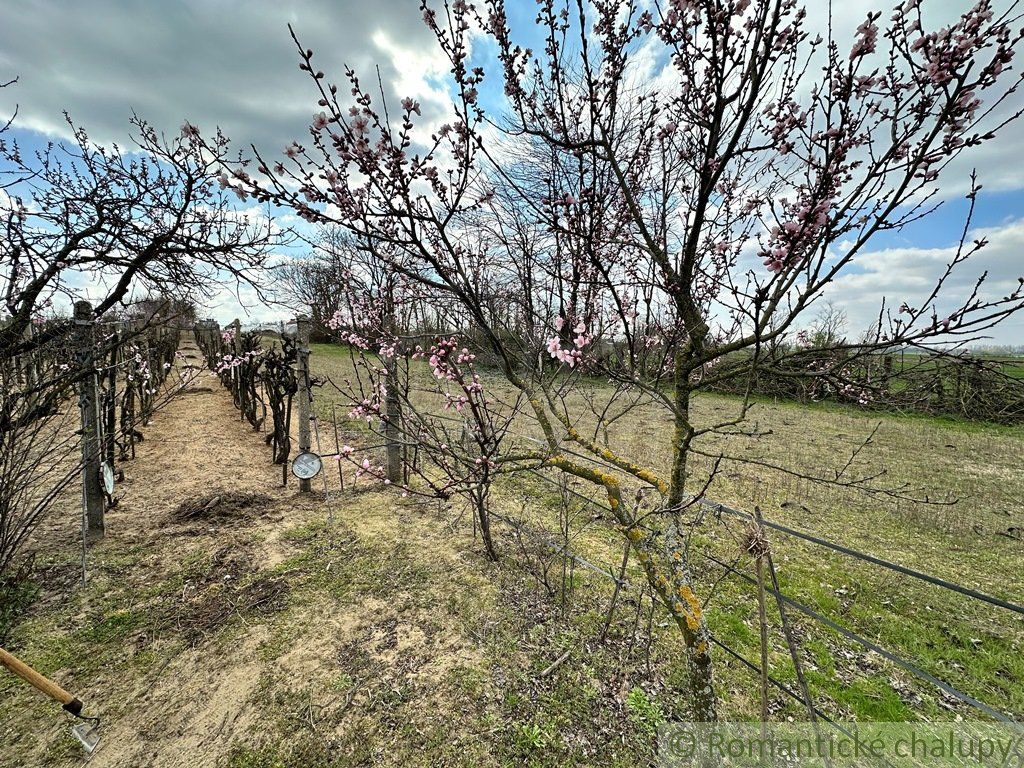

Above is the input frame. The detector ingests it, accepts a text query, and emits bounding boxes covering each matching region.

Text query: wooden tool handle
[0,647,78,709]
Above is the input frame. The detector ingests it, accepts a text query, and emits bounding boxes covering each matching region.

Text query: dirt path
[72,336,315,767]
[103,336,299,553]
[0,335,513,768]
[1,337,330,766]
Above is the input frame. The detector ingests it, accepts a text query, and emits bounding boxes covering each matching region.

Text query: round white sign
[100,462,115,495]
[291,451,323,480]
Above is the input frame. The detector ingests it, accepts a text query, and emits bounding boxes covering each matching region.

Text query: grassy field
[1,341,1021,767]
[308,342,1024,726]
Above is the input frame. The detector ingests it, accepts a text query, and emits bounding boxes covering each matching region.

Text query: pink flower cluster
[427,338,477,383]
[850,15,880,60]
[839,383,873,407]
[214,348,262,375]
[547,318,592,368]
[412,339,485,411]
[347,394,382,424]
[354,456,385,480]
[326,308,373,350]
[761,196,833,273]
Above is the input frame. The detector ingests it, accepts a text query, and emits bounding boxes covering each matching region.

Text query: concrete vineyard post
[74,300,104,540]
[385,355,402,484]
[296,315,312,493]
[103,325,118,479]
[230,318,242,417]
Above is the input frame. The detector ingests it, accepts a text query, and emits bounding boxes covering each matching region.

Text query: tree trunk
[385,354,403,484]
[665,378,718,721]
[663,529,718,722]
[474,482,497,561]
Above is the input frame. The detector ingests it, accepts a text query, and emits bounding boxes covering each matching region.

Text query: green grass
[304,343,1024,729]
[0,574,39,642]
[3,341,1022,766]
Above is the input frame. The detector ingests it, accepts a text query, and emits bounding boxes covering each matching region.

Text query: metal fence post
[296,316,312,493]
[74,300,104,540]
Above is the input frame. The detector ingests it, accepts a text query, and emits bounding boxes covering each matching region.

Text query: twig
[539,650,571,679]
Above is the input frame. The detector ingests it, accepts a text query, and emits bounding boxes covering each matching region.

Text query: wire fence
[522,465,1023,728]
[194,327,1023,731]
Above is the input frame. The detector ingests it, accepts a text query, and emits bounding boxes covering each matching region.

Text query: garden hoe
[0,646,101,753]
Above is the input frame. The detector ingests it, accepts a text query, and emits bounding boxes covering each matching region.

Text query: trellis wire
[698,498,1024,617]
[699,551,1020,727]
[210,331,1021,727]
[525,465,1024,618]
[308,387,1024,625]
[522,465,1022,726]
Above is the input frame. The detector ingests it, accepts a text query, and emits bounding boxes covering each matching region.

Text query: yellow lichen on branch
[563,424,669,494]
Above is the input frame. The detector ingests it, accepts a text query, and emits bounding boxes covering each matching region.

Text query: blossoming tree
[1,90,279,579]
[233,0,1024,721]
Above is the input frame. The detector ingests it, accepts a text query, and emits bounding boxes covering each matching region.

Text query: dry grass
[309,342,1024,726]
[170,491,275,523]
[1,339,1021,768]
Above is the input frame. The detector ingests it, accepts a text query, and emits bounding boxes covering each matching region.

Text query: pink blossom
[850,17,879,59]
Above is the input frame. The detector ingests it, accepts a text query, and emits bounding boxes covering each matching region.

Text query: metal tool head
[71,720,100,753]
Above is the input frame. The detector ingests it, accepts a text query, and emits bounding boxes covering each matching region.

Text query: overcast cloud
[0,0,450,152]
[2,1,1022,341]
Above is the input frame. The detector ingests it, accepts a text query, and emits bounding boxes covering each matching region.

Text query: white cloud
[822,218,1024,343]
[0,0,450,154]
[371,29,455,137]
[5,0,1022,343]
[200,280,290,326]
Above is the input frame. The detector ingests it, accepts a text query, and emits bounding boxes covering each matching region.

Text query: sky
[1,0,1023,345]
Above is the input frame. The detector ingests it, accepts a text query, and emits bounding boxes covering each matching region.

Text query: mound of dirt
[174,575,290,641]
[171,491,273,522]
[165,543,290,641]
